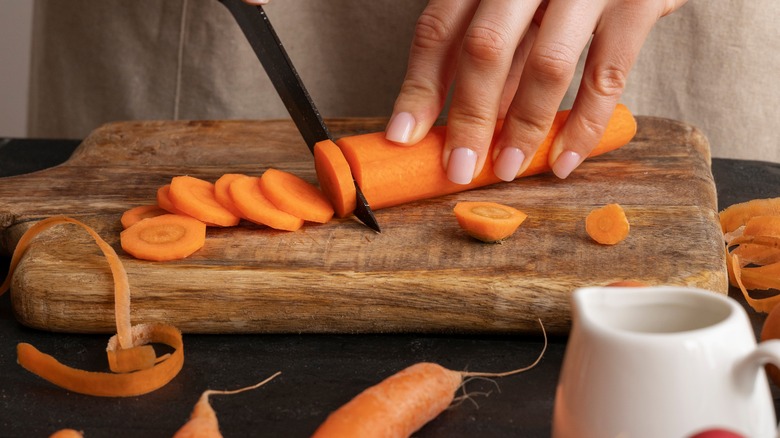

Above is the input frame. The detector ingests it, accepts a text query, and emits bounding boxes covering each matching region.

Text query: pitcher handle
[733,339,780,438]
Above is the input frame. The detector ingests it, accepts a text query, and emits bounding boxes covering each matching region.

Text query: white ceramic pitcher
[552,286,780,438]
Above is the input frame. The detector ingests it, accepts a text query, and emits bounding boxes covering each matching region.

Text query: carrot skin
[311,362,462,438]
[335,104,636,210]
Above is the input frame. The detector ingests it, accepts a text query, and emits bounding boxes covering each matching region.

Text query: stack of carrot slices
[721,197,780,313]
[120,168,334,261]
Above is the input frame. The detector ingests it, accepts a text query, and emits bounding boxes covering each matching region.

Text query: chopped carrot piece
[332,104,635,210]
[120,204,168,229]
[173,372,281,437]
[169,176,241,227]
[49,429,84,438]
[157,184,188,216]
[228,175,304,231]
[120,214,206,261]
[312,320,546,438]
[314,139,356,218]
[1,216,184,397]
[214,173,248,220]
[453,201,527,243]
[585,203,630,245]
[259,168,334,224]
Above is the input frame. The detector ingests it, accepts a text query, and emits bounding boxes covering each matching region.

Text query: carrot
[259,168,334,223]
[721,199,780,313]
[157,184,188,216]
[168,176,241,227]
[1,216,184,397]
[453,201,527,243]
[172,371,281,438]
[228,175,304,231]
[214,173,248,220]
[49,430,84,438]
[331,104,636,210]
[120,204,168,229]
[585,203,630,245]
[311,320,547,438]
[314,139,356,218]
[120,213,206,261]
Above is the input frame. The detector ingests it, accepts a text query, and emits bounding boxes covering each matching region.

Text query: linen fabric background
[28,0,779,163]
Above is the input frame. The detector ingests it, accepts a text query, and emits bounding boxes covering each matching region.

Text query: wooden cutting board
[0,116,727,335]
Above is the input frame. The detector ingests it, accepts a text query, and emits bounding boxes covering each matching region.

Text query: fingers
[492,0,605,182]
[385,0,479,145]
[442,0,541,184]
[548,1,659,178]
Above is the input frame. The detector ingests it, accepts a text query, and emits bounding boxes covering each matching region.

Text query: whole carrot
[311,320,546,438]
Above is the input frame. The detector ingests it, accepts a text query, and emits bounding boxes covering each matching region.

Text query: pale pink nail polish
[552,151,583,179]
[494,147,525,182]
[385,112,416,144]
[447,148,478,185]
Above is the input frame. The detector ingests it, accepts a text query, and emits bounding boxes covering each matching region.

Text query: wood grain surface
[0,116,727,335]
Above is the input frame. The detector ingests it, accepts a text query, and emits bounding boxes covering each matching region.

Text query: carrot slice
[120,204,168,229]
[1,216,184,397]
[214,173,248,220]
[173,372,281,437]
[49,430,84,438]
[120,214,206,261]
[229,175,304,231]
[453,201,527,243]
[314,140,356,218]
[312,320,547,438]
[168,176,240,227]
[259,168,335,223]
[157,184,188,216]
[585,203,630,245]
[333,104,636,210]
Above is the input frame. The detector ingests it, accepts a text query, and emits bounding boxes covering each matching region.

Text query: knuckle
[449,106,497,131]
[506,109,552,143]
[413,9,455,50]
[527,43,578,84]
[572,113,607,140]
[587,63,628,98]
[399,76,447,103]
[461,23,513,63]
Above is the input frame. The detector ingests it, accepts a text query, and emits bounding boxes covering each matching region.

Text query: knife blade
[219,0,380,233]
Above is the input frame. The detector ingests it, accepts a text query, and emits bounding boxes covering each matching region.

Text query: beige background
[0,1,33,138]
[7,0,780,163]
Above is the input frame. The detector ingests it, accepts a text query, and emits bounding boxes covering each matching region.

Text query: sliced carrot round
[453,201,527,243]
[229,176,304,231]
[157,184,188,216]
[168,176,240,227]
[585,203,630,245]
[214,173,248,219]
[314,140,356,218]
[120,204,168,229]
[120,214,206,261]
[259,168,334,223]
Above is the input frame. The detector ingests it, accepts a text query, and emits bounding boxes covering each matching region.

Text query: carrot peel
[2,216,185,396]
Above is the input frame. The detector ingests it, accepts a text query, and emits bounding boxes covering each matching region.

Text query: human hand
[243,0,270,4]
[386,0,687,184]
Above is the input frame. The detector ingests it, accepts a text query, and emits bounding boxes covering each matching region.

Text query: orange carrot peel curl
[720,198,780,313]
[311,319,547,438]
[1,216,184,396]
[317,104,636,215]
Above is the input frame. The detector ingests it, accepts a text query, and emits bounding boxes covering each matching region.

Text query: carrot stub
[228,175,304,231]
[312,320,547,438]
[314,139,357,218]
[585,203,630,245]
[173,372,281,438]
[330,104,636,211]
[168,175,240,227]
[453,201,527,243]
[259,168,334,223]
[120,204,168,229]
[120,213,206,261]
[1,216,184,397]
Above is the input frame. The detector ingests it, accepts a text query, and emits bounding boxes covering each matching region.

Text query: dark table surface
[1,137,778,437]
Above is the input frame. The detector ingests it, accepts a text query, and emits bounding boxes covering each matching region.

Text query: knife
[219,0,381,233]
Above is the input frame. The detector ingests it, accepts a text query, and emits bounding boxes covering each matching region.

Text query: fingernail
[552,151,583,179]
[493,147,525,182]
[447,148,478,185]
[385,112,416,144]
